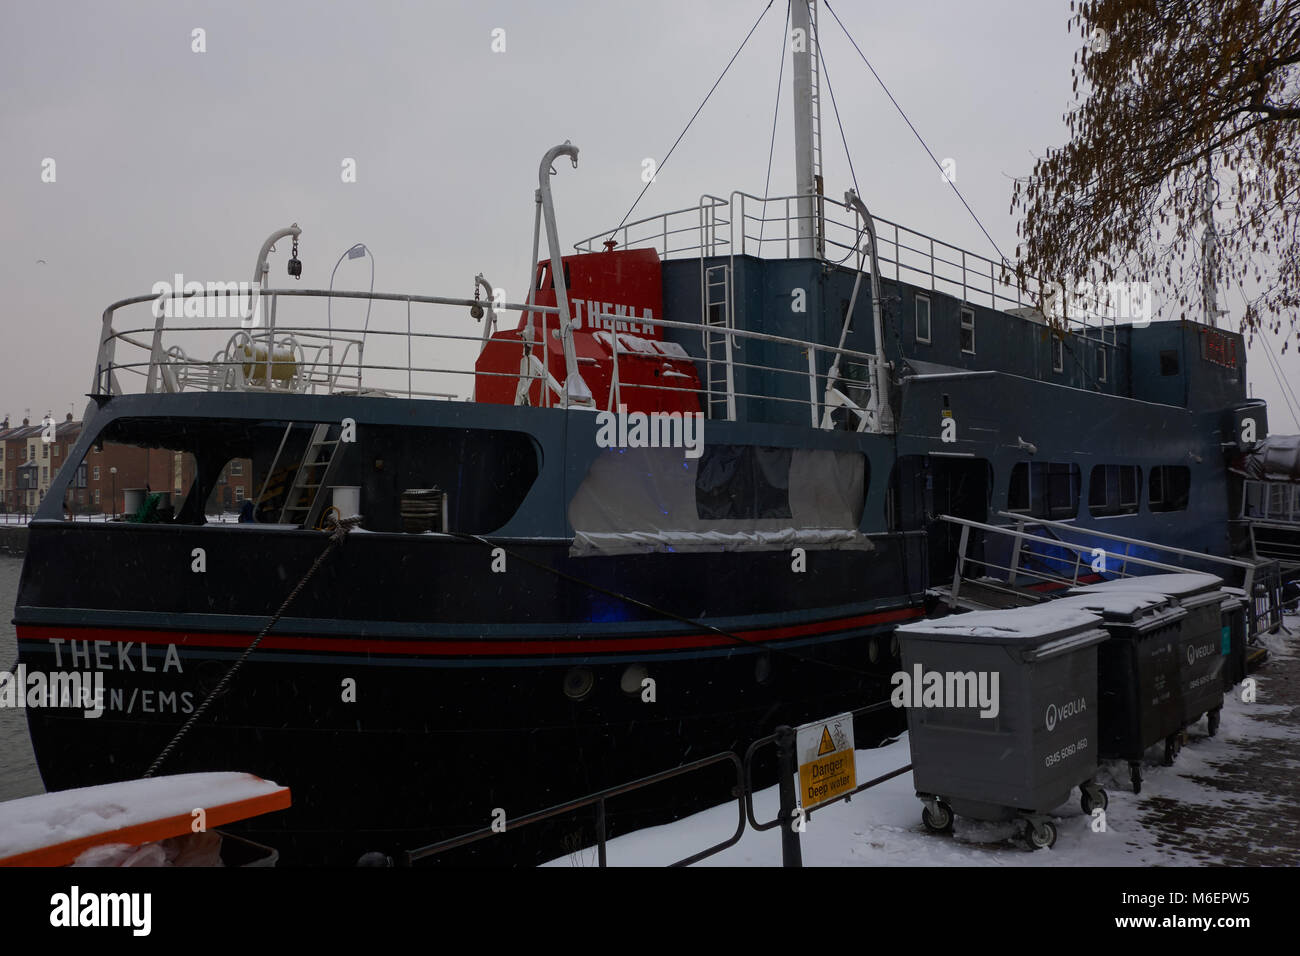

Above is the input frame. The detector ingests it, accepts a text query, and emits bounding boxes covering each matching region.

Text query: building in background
[0,411,251,516]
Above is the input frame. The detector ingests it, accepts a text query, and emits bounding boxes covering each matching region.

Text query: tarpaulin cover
[1235,434,1300,481]
[568,446,871,555]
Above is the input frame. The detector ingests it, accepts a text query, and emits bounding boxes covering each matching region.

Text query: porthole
[563,667,595,701]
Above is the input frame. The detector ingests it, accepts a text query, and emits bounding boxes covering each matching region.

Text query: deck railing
[575,191,1124,344]
[89,286,884,428]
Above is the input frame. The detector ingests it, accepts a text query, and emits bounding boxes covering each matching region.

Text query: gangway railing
[938,512,1291,637]
[938,512,1258,605]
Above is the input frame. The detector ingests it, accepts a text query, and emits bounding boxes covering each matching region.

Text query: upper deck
[87,189,1250,436]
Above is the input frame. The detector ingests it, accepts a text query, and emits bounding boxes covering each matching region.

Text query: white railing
[1242,479,1300,525]
[575,191,1122,344]
[88,287,883,428]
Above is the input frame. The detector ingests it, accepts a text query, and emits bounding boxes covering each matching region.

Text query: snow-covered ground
[547,625,1300,867]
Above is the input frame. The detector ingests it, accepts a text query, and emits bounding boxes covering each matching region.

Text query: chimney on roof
[22,418,29,426]
[65,412,73,421]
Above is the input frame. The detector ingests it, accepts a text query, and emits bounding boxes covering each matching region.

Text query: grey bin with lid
[1071,573,1227,754]
[1052,590,1187,794]
[896,606,1109,851]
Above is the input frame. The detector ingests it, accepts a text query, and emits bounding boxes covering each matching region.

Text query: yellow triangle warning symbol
[817,726,835,756]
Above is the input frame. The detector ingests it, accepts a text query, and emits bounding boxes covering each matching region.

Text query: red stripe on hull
[15,607,924,658]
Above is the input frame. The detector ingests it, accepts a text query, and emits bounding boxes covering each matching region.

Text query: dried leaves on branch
[1012,0,1300,345]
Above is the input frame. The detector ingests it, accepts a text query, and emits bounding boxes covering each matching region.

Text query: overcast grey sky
[2,0,1296,429]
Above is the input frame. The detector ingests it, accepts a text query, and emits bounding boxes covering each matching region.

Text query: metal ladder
[702,263,735,420]
[278,423,347,527]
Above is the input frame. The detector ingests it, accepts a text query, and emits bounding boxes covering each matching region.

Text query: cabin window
[1052,336,1064,373]
[1007,461,1080,519]
[1098,347,1107,383]
[915,296,931,344]
[1149,465,1191,512]
[1159,350,1180,376]
[960,308,975,354]
[1088,464,1141,517]
[696,445,793,520]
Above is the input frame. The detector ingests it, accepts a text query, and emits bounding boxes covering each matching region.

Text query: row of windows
[1007,462,1190,517]
[915,297,1109,381]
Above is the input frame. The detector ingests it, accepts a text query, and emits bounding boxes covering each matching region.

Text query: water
[0,554,43,802]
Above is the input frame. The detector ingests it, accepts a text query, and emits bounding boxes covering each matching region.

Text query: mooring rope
[142,513,361,779]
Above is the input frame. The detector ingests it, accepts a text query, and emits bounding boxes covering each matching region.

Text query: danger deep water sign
[796,713,856,811]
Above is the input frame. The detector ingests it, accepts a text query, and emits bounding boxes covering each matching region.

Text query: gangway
[931,511,1284,640]
[1240,479,1300,572]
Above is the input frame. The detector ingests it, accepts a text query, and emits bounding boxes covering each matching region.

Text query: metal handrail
[91,286,894,427]
[575,191,1123,340]
[402,750,745,867]
[992,510,1258,585]
[939,514,1251,599]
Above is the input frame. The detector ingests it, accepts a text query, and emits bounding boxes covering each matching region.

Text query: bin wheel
[1025,819,1057,850]
[1080,786,1109,815]
[1129,763,1142,794]
[921,802,954,834]
[1207,708,1221,737]
[1164,734,1181,766]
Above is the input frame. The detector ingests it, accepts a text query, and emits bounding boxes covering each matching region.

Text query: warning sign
[796,713,856,811]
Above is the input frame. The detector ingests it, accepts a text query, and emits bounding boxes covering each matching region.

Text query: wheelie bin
[1053,590,1187,793]
[896,605,1109,850]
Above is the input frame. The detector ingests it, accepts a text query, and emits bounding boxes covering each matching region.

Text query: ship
[13,1,1271,864]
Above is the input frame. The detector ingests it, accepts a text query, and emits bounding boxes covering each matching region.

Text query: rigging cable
[142,513,363,778]
[606,0,776,244]
[810,13,869,266]
[1229,273,1300,429]
[1242,296,1300,430]
[758,0,792,245]
[823,0,1010,266]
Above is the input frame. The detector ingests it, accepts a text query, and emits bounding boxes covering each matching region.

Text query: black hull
[18,527,922,864]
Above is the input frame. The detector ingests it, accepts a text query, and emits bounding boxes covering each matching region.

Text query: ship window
[1098,347,1107,383]
[1159,350,1180,376]
[1007,461,1080,519]
[1088,464,1140,517]
[1149,465,1190,512]
[960,308,975,354]
[1052,336,1064,373]
[696,445,792,520]
[915,296,931,344]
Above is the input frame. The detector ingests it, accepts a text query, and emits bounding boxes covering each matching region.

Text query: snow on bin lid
[1070,572,1222,599]
[896,604,1104,643]
[0,772,290,867]
[1051,590,1176,622]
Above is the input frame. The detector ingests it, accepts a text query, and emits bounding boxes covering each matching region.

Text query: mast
[791,0,823,258]
[1201,153,1222,328]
